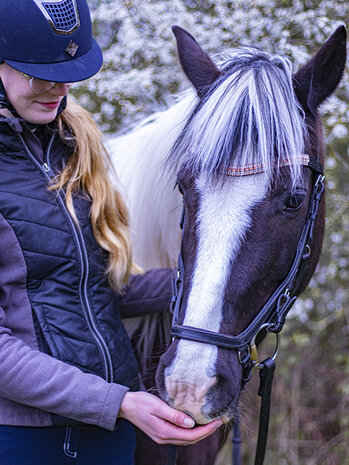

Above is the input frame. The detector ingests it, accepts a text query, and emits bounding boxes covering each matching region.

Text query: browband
[222,154,323,176]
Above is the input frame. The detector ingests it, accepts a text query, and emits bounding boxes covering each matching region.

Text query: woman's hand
[119,391,222,445]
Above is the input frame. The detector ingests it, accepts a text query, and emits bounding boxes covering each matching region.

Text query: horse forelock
[169,47,307,188]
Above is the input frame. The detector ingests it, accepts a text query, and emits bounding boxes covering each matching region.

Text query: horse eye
[283,191,306,210]
[176,183,184,195]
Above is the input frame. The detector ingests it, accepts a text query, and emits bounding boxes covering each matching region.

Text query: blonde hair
[51,99,136,292]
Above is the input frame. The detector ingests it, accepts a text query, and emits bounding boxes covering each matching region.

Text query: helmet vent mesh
[43,0,79,33]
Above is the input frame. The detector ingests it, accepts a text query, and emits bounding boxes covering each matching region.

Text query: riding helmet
[0,0,103,82]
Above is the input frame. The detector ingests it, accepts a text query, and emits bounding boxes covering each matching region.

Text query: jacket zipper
[19,132,114,383]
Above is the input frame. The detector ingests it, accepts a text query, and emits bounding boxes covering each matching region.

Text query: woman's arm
[119,268,175,318]
[0,316,126,430]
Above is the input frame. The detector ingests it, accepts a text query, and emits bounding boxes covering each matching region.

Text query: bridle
[167,154,325,465]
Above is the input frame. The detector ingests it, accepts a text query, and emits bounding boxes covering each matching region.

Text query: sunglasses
[20,72,73,95]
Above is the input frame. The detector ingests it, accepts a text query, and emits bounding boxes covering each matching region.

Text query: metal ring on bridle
[249,323,280,370]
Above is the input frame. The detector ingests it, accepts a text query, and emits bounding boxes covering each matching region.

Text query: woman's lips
[36,101,60,110]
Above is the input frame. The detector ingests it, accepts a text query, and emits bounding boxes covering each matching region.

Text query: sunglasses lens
[29,77,55,94]
[30,78,74,94]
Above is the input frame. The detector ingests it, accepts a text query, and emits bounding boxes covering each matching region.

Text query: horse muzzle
[156,339,242,424]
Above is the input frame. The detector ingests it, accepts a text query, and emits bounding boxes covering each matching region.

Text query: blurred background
[75,1,348,463]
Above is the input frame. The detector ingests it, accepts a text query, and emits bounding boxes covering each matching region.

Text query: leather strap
[254,358,276,465]
[222,154,320,177]
[232,417,242,465]
[166,445,178,465]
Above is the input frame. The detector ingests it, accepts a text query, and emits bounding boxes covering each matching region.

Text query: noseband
[168,155,324,465]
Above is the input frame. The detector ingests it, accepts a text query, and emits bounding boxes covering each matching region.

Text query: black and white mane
[169,47,306,187]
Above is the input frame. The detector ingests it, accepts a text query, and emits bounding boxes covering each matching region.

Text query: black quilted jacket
[0,82,173,429]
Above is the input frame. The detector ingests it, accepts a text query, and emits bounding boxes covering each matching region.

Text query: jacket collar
[0,80,24,132]
[0,79,11,111]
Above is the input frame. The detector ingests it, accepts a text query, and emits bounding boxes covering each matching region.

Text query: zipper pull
[42,162,55,179]
[42,162,54,177]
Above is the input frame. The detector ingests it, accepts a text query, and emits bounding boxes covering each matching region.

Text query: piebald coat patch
[165,173,268,422]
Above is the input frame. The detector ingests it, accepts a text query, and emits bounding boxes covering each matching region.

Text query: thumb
[158,403,195,428]
[181,415,196,428]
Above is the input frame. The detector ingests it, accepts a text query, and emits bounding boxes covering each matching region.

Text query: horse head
[156,26,346,425]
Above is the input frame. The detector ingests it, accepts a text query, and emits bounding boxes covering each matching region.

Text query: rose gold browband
[221,154,323,176]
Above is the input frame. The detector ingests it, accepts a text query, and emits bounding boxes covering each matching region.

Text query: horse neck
[109,89,198,271]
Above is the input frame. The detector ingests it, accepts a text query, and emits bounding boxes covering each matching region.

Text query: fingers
[121,391,195,429]
[147,396,223,443]
[154,418,222,445]
[119,390,222,446]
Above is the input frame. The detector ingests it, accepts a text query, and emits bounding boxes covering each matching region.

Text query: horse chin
[185,411,214,426]
[221,413,233,424]
[168,402,233,426]
[181,405,236,426]
[192,410,235,426]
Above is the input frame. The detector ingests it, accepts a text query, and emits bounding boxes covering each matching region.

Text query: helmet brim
[4,39,103,83]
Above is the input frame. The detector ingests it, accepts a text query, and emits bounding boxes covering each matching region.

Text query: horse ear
[172,25,221,98]
[293,25,347,114]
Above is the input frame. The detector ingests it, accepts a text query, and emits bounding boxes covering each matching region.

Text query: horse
[109,25,347,465]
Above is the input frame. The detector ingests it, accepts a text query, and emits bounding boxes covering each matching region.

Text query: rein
[167,155,324,465]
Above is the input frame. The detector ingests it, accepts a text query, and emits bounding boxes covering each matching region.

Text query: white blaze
[165,173,268,422]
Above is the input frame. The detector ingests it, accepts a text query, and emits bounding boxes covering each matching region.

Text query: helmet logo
[33,0,80,36]
[65,40,79,57]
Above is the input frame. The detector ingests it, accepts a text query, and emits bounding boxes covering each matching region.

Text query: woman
[0,1,221,464]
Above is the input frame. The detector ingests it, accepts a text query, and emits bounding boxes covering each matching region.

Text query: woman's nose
[50,82,72,96]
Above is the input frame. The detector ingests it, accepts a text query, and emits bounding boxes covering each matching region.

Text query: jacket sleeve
[119,268,175,318]
[0,311,128,431]
[0,214,127,431]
